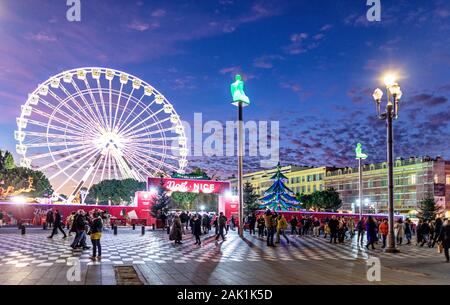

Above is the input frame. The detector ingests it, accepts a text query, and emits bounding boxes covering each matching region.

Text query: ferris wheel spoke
[24,131,86,141]
[108,79,113,130]
[59,150,103,196]
[58,84,102,132]
[84,79,107,128]
[86,153,105,190]
[99,150,109,182]
[96,79,109,130]
[37,96,93,134]
[123,149,166,175]
[52,147,100,184]
[125,154,154,178]
[39,146,99,171]
[28,109,87,136]
[115,88,135,131]
[25,140,93,148]
[29,144,92,161]
[127,126,178,140]
[47,88,101,134]
[119,107,164,137]
[123,116,171,138]
[128,143,182,161]
[70,80,104,128]
[117,93,146,133]
[117,98,157,135]
[127,137,181,145]
[123,146,178,173]
[112,83,125,131]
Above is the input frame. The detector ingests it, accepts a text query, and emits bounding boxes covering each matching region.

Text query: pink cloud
[151,9,167,17]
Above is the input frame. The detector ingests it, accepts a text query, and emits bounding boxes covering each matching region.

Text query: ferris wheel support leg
[68,153,104,203]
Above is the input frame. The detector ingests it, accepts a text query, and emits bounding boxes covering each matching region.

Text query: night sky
[0,0,449,181]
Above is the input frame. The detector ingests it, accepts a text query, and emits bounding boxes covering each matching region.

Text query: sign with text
[147,177,230,194]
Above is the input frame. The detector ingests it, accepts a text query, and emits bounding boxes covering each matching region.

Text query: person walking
[348,218,355,238]
[357,217,366,244]
[170,215,183,244]
[230,215,236,231]
[89,212,103,261]
[337,217,347,244]
[328,215,339,244]
[290,216,298,235]
[202,213,210,235]
[365,216,377,250]
[394,218,405,245]
[264,210,276,247]
[323,220,330,239]
[431,217,443,248]
[257,215,265,238]
[313,217,321,237]
[180,211,188,234]
[215,212,227,241]
[378,218,389,249]
[248,213,256,235]
[404,218,412,245]
[0,209,4,227]
[438,219,450,263]
[420,220,431,247]
[276,214,289,244]
[46,210,54,229]
[416,219,423,245]
[70,210,89,250]
[193,214,202,245]
[47,210,67,239]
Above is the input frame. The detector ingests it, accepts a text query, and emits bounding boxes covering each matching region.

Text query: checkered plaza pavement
[0,226,450,285]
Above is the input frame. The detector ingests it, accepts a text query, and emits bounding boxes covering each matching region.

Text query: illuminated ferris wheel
[15,67,188,202]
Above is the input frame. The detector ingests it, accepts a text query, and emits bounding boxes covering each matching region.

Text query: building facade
[228,165,332,197]
[323,156,450,214]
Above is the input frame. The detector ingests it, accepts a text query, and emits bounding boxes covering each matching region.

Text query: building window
[307,186,311,193]
[302,186,306,193]
[296,177,300,183]
[446,175,450,185]
[411,174,416,185]
[313,185,317,192]
[434,174,439,184]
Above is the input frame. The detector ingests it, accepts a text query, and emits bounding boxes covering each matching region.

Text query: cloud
[409,94,448,107]
[25,32,57,42]
[151,9,166,17]
[253,55,283,69]
[126,21,160,32]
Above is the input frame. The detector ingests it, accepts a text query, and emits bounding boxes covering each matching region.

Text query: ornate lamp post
[355,143,368,220]
[230,75,250,238]
[372,74,403,253]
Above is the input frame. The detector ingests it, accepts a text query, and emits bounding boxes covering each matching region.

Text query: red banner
[147,177,230,194]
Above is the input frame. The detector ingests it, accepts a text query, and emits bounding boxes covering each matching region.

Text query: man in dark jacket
[248,213,256,235]
[290,216,298,235]
[215,212,227,241]
[70,211,89,250]
[356,217,366,244]
[47,210,67,239]
[328,215,339,244]
[431,217,443,248]
[420,220,431,247]
[193,214,202,245]
[46,210,54,229]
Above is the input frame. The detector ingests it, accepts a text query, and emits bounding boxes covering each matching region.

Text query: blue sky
[0,0,449,179]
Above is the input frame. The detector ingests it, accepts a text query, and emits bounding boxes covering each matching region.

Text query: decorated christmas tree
[259,163,301,211]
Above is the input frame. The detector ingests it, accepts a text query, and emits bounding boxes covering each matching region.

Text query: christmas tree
[259,163,301,211]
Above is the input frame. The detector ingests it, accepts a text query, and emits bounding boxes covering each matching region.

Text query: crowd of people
[241,210,450,263]
[166,211,231,245]
[45,209,110,261]
[39,207,450,264]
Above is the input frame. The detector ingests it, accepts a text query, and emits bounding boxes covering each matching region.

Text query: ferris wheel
[15,67,188,202]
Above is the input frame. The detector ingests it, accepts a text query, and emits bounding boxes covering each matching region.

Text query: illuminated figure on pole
[259,163,301,211]
[230,74,250,237]
[355,143,368,160]
[231,75,250,106]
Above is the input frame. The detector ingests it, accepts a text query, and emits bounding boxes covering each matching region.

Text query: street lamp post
[355,143,368,221]
[372,74,403,253]
[230,75,250,238]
